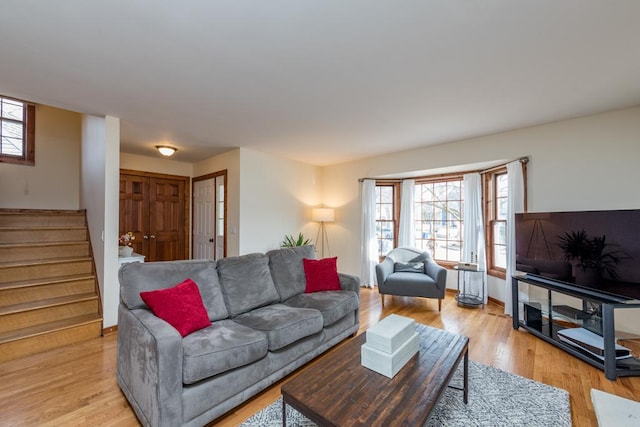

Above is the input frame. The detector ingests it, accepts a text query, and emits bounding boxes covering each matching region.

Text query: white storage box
[361,332,419,378]
[366,314,416,354]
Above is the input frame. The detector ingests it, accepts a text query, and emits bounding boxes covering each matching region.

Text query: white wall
[80,115,121,328]
[120,152,193,177]
[323,107,640,298]
[237,148,322,255]
[0,105,81,209]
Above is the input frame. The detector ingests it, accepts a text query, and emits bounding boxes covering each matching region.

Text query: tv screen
[515,209,640,300]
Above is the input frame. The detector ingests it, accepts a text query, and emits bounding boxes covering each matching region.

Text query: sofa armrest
[425,260,447,290]
[375,257,394,286]
[338,273,361,296]
[117,305,184,427]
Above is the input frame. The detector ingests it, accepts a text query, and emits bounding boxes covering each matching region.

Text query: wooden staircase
[0,209,103,363]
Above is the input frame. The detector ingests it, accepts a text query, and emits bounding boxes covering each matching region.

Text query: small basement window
[0,96,35,165]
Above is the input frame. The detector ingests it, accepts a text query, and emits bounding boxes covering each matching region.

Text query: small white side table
[118,253,145,267]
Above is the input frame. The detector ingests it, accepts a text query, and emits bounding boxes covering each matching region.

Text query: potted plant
[281,232,312,248]
[557,229,628,285]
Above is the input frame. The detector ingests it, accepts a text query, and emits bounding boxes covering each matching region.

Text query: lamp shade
[312,208,335,222]
[156,145,177,157]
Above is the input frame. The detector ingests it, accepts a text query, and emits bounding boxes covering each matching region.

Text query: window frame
[484,162,528,279]
[0,96,35,166]
[484,168,508,278]
[414,173,464,269]
[374,181,400,261]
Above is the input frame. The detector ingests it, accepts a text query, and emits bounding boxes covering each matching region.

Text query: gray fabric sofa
[116,245,360,427]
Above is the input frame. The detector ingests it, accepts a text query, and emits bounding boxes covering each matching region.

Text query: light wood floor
[1,288,639,426]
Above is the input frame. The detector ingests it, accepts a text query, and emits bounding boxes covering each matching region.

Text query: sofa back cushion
[119,260,229,321]
[266,245,316,301]
[217,253,280,317]
[388,247,432,264]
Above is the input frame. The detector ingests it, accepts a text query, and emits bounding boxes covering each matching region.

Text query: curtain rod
[358,156,529,182]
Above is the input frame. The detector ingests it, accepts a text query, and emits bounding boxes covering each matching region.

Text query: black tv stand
[512,274,640,380]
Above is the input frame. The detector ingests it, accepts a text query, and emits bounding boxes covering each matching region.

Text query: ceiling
[1,1,639,166]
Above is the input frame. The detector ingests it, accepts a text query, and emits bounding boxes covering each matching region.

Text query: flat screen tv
[515,209,640,300]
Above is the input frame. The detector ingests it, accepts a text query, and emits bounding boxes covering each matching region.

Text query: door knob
[143,235,149,239]
[209,238,214,243]
[150,235,156,239]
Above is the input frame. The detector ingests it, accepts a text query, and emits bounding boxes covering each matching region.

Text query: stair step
[0,314,102,363]
[0,293,99,333]
[0,209,85,227]
[0,241,90,262]
[0,257,93,284]
[0,274,97,306]
[0,226,87,244]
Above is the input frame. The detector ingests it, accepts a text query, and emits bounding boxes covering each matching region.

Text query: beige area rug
[240,361,571,426]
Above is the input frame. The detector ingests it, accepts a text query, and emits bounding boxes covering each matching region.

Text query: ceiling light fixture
[156,145,177,157]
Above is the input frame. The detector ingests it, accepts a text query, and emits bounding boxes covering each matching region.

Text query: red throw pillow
[140,278,211,337]
[303,257,342,293]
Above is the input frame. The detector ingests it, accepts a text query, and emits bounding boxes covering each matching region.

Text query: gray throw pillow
[394,261,424,273]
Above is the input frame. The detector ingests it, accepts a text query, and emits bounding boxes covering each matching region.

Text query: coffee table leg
[463,350,469,404]
[282,398,286,426]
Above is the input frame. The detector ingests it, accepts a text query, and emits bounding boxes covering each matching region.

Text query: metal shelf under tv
[512,274,640,381]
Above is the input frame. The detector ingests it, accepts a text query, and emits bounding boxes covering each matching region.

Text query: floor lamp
[312,208,335,258]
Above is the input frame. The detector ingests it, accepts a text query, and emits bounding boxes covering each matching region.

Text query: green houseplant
[281,232,312,248]
[557,229,628,284]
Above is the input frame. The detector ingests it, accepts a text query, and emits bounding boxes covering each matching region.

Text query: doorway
[192,170,227,260]
[119,170,190,262]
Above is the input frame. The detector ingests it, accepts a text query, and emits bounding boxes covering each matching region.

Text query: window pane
[497,174,508,197]
[447,181,461,199]
[378,186,393,203]
[497,197,508,220]
[447,201,461,221]
[2,120,22,139]
[487,170,511,272]
[375,184,398,257]
[1,99,23,120]
[494,244,507,269]
[379,204,393,220]
[493,222,506,245]
[1,136,22,156]
[414,179,464,263]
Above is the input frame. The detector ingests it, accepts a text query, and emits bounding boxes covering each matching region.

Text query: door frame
[120,169,191,260]
[192,169,227,259]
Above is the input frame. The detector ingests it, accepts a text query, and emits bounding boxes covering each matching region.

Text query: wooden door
[119,174,149,256]
[149,177,186,261]
[119,170,189,262]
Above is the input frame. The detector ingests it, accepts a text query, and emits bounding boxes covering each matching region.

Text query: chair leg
[380,294,385,308]
[438,298,442,312]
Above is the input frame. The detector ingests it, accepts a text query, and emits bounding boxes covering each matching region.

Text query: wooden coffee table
[281,323,469,426]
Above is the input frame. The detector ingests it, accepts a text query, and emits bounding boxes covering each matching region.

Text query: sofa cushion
[284,290,359,327]
[140,278,212,337]
[232,304,323,351]
[384,272,437,296]
[119,260,229,321]
[303,257,342,293]
[217,253,281,317]
[394,261,424,273]
[266,245,316,301]
[182,319,268,384]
